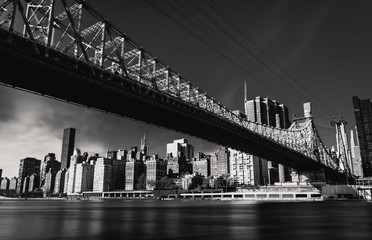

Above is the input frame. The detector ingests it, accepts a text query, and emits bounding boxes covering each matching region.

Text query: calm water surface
[0,199,371,240]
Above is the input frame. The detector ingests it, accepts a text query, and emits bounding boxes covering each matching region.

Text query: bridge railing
[0,0,342,174]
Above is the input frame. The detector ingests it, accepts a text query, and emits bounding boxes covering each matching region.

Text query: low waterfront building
[180,190,322,201]
[67,190,154,200]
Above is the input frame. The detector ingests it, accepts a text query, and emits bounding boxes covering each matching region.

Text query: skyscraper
[243,83,291,184]
[74,162,95,193]
[42,170,55,195]
[93,158,113,192]
[210,147,230,176]
[350,128,364,177]
[106,150,118,160]
[9,177,18,191]
[93,157,125,192]
[166,139,194,177]
[125,158,145,190]
[166,139,194,161]
[40,153,61,187]
[66,149,94,194]
[22,176,30,193]
[28,173,40,192]
[117,149,128,160]
[192,153,210,177]
[0,177,9,190]
[244,96,290,128]
[61,128,76,169]
[229,149,260,186]
[54,168,67,195]
[140,133,149,157]
[352,96,372,176]
[146,154,167,190]
[334,120,353,173]
[17,157,41,194]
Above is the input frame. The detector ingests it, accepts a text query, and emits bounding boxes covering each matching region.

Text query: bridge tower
[330,117,353,177]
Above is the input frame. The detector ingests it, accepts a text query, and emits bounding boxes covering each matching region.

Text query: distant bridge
[0,0,354,182]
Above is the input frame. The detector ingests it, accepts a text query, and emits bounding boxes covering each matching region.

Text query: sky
[1,0,372,177]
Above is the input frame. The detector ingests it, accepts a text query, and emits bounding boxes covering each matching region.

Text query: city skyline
[1,0,372,177]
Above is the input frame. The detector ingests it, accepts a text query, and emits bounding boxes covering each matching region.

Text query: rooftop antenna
[244,81,247,102]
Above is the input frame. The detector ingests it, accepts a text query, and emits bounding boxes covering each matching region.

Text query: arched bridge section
[0,0,351,181]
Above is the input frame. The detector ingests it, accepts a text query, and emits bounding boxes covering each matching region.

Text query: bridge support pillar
[278,164,285,183]
[291,169,326,185]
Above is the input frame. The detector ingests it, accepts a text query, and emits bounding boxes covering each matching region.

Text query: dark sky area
[1,0,372,177]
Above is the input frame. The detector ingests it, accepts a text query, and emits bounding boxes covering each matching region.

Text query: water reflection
[0,200,371,240]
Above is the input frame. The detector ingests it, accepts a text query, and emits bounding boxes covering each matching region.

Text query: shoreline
[1,197,368,202]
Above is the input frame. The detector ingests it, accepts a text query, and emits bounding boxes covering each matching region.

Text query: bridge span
[0,0,353,182]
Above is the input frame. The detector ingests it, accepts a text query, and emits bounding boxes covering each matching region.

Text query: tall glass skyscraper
[61,128,76,169]
[352,96,372,176]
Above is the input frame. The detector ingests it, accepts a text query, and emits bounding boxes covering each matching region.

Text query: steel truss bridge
[0,0,354,183]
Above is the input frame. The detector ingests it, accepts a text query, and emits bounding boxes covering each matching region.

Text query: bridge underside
[0,29,347,182]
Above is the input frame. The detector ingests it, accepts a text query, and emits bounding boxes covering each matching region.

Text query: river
[0,199,371,239]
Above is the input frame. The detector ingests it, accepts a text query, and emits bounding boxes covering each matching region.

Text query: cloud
[0,87,18,122]
[0,86,221,177]
[0,99,60,177]
[0,87,107,177]
[219,83,244,111]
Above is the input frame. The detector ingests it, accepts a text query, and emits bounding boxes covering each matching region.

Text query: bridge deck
[0,28,346,181]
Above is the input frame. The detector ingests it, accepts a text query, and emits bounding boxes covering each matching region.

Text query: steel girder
[0,0,352,179]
